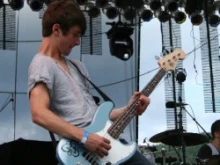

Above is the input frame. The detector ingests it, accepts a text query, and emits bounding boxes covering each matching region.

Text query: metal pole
[204,0,216,112]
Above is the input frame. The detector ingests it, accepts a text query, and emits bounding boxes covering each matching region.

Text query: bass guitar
[56,49,186,165]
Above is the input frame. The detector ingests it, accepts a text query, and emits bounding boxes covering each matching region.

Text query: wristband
[80,130,89,145]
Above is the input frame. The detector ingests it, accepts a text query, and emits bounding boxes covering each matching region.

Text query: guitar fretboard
[107,68,166,139]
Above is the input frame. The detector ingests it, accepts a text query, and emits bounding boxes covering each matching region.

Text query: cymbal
[150,129,184,143]
[160,132,209,146]
[207,155,220,165]
[155,156,177,164]
[149,129,209,146]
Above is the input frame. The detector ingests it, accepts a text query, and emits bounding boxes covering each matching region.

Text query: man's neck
[212,139,220,151]
[38,38,62,61]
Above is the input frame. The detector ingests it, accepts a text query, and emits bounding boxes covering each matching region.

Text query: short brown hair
[211,119,220,138]
[42,0,86,37]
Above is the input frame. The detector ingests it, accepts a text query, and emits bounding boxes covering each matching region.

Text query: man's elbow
[31,109,42,125]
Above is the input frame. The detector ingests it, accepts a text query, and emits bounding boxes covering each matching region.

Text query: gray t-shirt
[28,54,98,128]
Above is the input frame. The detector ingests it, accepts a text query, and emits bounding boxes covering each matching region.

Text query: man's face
[53,25,82,56]
[214,131,220,140]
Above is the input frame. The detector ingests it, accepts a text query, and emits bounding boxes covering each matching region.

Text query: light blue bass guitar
[56,49,186,165]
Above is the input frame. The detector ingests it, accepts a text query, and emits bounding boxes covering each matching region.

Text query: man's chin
[63,51,71,56]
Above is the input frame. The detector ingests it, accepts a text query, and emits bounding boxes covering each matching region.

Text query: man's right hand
[84,133,111,158]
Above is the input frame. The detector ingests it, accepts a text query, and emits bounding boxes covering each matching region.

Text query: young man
[28,0,152,164]
[197,120,220,162]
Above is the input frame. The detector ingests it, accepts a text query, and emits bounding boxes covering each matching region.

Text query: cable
[95,67,159,89]
[186,104,200,133]
[0,94,11,112]
[191,25,203,86]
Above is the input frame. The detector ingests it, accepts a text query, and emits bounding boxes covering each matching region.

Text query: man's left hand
[129,92,150,115]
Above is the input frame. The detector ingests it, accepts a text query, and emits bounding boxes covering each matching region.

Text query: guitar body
[56,101,137,165]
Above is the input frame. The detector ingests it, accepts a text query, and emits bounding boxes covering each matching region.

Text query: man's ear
[52,24,61,36]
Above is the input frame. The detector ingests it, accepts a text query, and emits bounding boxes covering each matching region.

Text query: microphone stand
[182,107,212,141]
[176,69,187,165]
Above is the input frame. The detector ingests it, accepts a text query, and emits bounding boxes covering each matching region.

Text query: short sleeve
[28,56,54,98]
[197,144,212,159]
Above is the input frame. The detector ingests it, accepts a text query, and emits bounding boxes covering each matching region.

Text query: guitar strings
[80,98,144,164]
[79,70,166,164]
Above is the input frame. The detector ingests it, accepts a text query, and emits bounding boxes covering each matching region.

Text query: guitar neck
[107,68,166,139]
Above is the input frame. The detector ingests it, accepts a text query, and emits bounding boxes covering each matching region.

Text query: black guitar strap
[49,60,113,153]
[69,60,112,102]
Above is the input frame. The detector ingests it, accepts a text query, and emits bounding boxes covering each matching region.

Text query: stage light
[173,11,186,24]
[95,0,108,8]
[155,10,170,22]
[76,0,88,5]
[165,0,178,12]
[141,9,153,22]
[44,0,51,6]
[123,8,136,20]
[27,0,43,11]
[109,39,133,61]
[0,0,3,9]
[209,14,220,27]
[86,2,101,18]
[115,0,127,9]
[8,0,24,10]
[132,0,144,9]
[115,0,144,9]
[149,0,161,11]
[190,13,203,26]
[102,5,119,19]
[107,26,134,61]
[214,0,220,8]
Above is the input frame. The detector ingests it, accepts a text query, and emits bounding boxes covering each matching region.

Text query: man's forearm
[109,106,126,121]
[32,108,84,142]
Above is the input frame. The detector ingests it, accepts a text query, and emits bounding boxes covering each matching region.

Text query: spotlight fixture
[155,10,170,22]
[0,0,3,9]
[109,39,133,61]
[165,0,178,12]
[173,11,186,24]
[209,14,220,27]
[44,0,51,6]
[149,0,161,11]
[214,0,220,8]
[102,5,119,19]
[95,0,108,8]
[107,26,134,61]
[141,9,153,22]
[122,8,136,21]
[86,2,101,18]
[76,0,88,5]
[115,0,144,9]
[132,0,144,10]
[8,0,24,10]
[115,0,128,9]
[27,0,43,11]
[190,13,203,26]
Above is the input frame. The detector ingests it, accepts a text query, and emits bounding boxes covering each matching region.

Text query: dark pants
[119,139,154,165]
[121,150,154,165]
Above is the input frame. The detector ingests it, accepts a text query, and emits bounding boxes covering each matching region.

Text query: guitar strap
[49,60,112,152]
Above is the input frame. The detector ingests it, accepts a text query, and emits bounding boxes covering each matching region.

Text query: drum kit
[141,129,220,165]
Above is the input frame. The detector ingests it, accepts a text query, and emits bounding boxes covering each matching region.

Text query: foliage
[152,143,202,164]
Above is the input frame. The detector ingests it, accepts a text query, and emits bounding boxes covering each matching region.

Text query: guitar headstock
[158,49,186,71]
